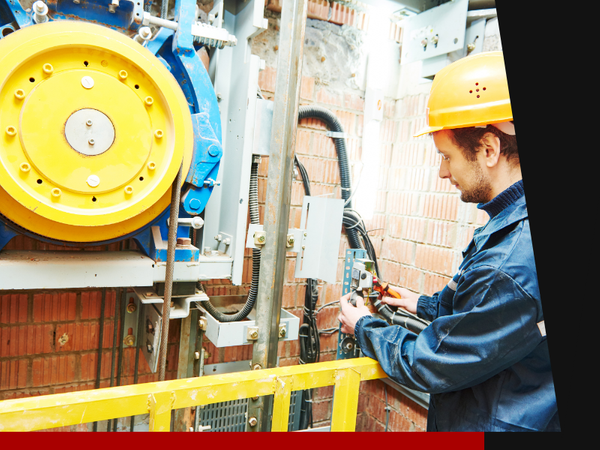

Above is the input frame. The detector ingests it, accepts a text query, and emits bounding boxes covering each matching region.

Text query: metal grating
[199,391,302,432]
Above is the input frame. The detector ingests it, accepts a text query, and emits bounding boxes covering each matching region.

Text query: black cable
[92,288,106,432]
[201,159,261,322]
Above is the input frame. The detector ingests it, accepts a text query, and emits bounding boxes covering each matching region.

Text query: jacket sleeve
[354,265,544,394]
[416,292,441,322]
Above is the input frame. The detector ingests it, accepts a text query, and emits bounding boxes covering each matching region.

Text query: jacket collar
[465,181,529,254]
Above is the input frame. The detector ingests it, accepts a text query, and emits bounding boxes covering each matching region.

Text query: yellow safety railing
[0,357,387,432]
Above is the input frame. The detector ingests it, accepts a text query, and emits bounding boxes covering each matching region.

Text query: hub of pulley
[0,20,194,243]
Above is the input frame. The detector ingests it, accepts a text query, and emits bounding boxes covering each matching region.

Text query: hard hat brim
[413,125,443,138]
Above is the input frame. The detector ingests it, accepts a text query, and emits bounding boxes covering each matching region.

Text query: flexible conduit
[297,106,362,251]
[201,159,261,322]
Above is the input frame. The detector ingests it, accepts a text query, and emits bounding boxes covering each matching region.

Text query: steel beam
[247,0,308,432]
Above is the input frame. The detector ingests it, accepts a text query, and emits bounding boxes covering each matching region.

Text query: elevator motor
[0,1,222,251]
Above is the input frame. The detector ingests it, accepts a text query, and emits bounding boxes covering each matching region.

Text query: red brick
[258,65,276,93]
[312,132,337,158]
[80,290,116,320]
[333,110,356,136]
[421,193,459,221]
[315,86,343,108]
[424,273,451,295]
[426,220,456,248]
[56,322,100,352]
[398,266,422,292]
[0,293,28,324]
[0,359,28,390]
[387,216,402,238]
[344,92,365,112]
[32,354,76,387]
[33,292,77,323]
[281,284,296,308]
[295,129,312,156]
[300,76,315,101]
[381,238,414,266]
[415,245,455,277]
[329,1,355,26]
[387,192,420,216]
[312,398,332,423]
[401,217,427,243]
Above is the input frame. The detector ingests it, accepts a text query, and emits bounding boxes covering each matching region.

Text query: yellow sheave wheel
[0,21,193,243]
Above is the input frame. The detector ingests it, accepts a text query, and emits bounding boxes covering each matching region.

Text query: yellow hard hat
[414,51,513,137]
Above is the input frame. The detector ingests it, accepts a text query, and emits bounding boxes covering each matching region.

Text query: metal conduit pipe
[201,159,261,322]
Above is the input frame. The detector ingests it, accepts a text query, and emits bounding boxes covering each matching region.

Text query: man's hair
[448,124,519,164]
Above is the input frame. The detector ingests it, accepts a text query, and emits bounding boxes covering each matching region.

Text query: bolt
[194,351,201,360]
[119,70,128,80]
[147,344,153,353]
[124,334,135,347]
[87,174,100,187]
[126,302,137,313]
[257,235,265,243]
[124,185,133,195]
[215,234,222,242]
[279,327,286,338]
[88,138,95,145]
[14,89,25,100]
[20,162,30,173]
[198,317,207,331]
[147,161,156,171]
[43,63,53,75]
[86,120,93,127]
[5,126,16,136]
[248,417,257,427]
[51,188,61,198]
[252,364,261,371]
[189,198,202,211]
[145,96,154,106]
[154,129,163,139]
[81,76,94,89]
[250,330,258,339]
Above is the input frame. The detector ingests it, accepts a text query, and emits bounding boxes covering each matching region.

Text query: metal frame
[0,357,387,432]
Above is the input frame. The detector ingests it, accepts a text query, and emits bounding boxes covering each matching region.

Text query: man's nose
[438,159,450,179]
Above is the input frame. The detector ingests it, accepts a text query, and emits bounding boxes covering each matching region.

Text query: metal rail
[0,358,386,432]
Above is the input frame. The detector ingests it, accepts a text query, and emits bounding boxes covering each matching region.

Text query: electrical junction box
[400,0,469,65]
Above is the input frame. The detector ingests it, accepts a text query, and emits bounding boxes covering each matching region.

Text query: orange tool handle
[373,279,402,299]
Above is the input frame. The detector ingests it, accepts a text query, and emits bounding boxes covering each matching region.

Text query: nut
[124,335,135,347]
[177,237,192,246]
[279,327,286,338]
[126,302,137,313]
[198,317,207,331]
[248,417,257,427]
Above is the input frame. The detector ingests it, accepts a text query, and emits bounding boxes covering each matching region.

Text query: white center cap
[65,108,115,156]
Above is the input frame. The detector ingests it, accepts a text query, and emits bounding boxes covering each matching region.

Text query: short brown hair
[448,124,519,164]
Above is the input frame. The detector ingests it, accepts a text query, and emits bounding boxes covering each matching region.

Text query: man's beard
[458,162,493,204]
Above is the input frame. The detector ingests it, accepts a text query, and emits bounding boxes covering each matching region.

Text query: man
[337,52,560,431]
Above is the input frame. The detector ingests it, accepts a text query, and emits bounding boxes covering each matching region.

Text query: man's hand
[338,292,372,335]
[380,286,419,314]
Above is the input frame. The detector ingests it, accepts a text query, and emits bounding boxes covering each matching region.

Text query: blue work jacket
[355,188,560,431]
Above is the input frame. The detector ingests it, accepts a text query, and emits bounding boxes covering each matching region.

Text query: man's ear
[480,132,501,168]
